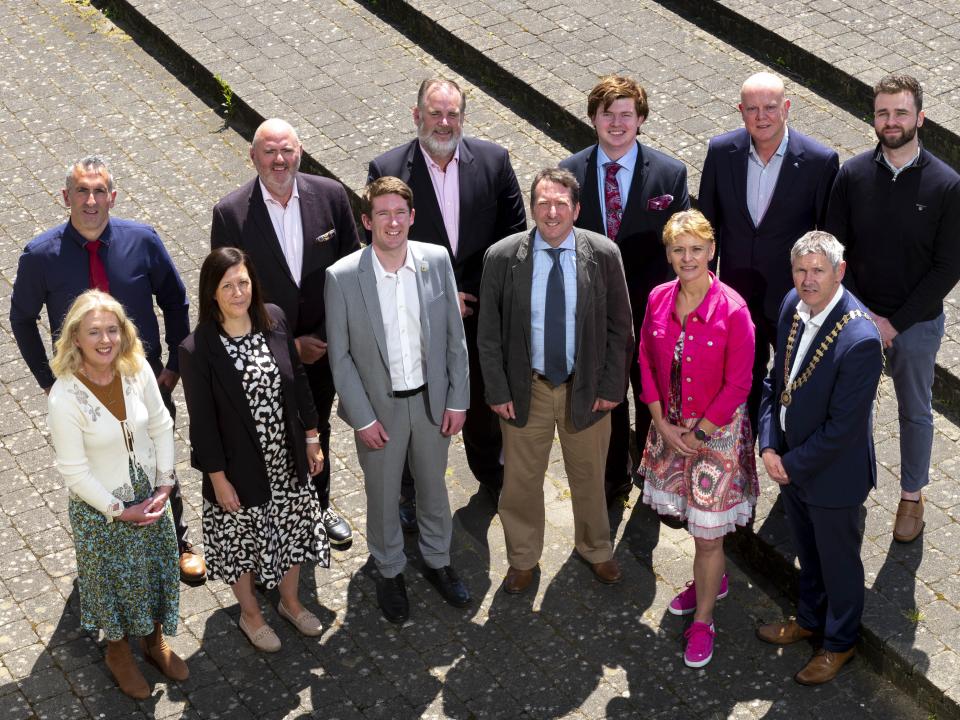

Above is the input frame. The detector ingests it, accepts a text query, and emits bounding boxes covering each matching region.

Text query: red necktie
[604,162,623,241]
[85,240,110,293]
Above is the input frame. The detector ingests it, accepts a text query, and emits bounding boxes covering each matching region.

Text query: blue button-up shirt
[746,126,789,226]
[10,218,190,388]
[531,231,577,375]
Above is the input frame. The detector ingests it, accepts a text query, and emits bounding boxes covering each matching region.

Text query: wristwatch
[692,427,708,443]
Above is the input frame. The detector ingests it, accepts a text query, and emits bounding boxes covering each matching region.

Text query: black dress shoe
[423,565,471,608]
[398,498,418,534]
[322,508,353,547]
[376,573,409,624]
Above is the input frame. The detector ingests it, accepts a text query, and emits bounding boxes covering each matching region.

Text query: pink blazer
[638,274,755,428]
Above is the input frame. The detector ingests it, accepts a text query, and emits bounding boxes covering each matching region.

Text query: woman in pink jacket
[638,209,758,669]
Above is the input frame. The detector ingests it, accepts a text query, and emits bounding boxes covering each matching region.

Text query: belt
[533,372,572,386]
[390,384,426,399]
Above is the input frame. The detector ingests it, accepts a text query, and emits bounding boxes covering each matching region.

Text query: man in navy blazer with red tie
[699,72,839,437]
[560,75,690,502]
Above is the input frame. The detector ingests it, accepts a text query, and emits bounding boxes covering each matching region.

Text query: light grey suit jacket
[325,241,469,430]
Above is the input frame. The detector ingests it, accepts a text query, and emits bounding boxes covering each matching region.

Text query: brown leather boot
[105,639,150,699]
[141,624,189,681]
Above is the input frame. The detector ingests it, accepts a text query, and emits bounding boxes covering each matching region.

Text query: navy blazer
[699,128,839,323]
[366,137,527,298]
[758,288,882,507]
[560,140,689,326]
[210,173,360,340]
[179,305,319,507]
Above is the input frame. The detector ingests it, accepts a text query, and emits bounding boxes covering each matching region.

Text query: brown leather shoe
[591,558,623,584]
[794,647,855,685]
[179,545,207,584]
[106,639,150,699]
[502,566,536,594]
[141,625,189,681]
[756,619,815,645]
[893,496,925,543]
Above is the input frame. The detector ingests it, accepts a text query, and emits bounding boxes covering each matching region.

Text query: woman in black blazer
[179,248,329,652]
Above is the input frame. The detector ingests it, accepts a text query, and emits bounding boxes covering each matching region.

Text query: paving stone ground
[0,0,951,718]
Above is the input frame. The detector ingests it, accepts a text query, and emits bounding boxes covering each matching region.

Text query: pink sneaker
[668,574,729,616]
[683,621,716,668]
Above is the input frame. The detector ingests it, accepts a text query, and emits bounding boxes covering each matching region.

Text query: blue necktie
[544,248,568,385]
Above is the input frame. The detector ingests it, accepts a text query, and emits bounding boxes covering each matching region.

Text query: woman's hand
[139,484,173,518]
[211,474,242,513]
[655,419,696,456]
[118,497,166,526]
[680,430,705,453]
[306,444,324,477]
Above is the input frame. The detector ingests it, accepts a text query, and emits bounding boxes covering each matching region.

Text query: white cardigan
[47,363,175,521]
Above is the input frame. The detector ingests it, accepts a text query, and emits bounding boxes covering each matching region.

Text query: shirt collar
[748,126,789,165]
[259,178,299,207]
[875,143,921,176]
[796,284,844,326]
[419,142,460,172]
[597,141,638,174]
[66,218,112,248]
[533,230,576,253]
[371,244,416,283]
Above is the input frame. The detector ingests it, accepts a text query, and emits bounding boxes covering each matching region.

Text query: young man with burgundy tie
[9,155,206,583]
[560,75,690,504]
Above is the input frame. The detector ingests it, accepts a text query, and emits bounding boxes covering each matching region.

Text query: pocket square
[315,229,336,244]
[647,194,674,211]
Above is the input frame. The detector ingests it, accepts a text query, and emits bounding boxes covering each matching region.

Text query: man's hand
[489,401,516,420]
[441,409,466,437]
[357,421,389,449]
[592,397,620,413]
[762,449,790,485]
[458,292,478,318]
[156,369,180,393]
[872,314,898,349]
[295,335,328,364]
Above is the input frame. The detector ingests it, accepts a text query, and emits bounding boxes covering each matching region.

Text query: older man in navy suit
[560,75,690,502]
[757,231,882,686]
[699,72,839,437]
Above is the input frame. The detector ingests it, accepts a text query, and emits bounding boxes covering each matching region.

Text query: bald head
[739,72,790,159]
[250,118,302,204]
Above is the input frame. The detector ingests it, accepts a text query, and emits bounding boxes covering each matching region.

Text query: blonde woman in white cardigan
[47,290,187,699]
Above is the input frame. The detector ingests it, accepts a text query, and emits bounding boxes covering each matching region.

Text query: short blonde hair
[51,290,144,379]
[662,209,715,246]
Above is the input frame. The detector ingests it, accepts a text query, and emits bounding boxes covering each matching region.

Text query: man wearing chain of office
[756,230,883,686]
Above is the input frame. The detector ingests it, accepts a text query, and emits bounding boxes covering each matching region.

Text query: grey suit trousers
[357,390,452,578]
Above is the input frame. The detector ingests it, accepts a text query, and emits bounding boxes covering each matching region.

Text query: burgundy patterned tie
[85,240,110,293]
[604,162,623,241]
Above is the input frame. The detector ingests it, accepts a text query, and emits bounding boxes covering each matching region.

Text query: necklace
[780,309,867,407]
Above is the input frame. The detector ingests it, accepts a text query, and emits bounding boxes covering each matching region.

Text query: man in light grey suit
[325,176,471,624]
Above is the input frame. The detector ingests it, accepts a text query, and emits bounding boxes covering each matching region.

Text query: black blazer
[560,140,689,327]
[367,136,527,298]
[179,305,319,507]
[699,127,839,323]
[210,173,360,340]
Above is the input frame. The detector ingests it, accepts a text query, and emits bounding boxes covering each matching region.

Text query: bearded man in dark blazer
[560,75,690,503]
[211,118,360,547]
[367,78,527,515]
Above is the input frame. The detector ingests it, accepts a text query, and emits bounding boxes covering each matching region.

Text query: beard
[417,123,461,160]
[876,123,918,150]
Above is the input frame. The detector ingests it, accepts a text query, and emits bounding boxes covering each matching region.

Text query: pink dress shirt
[638,273,755,428]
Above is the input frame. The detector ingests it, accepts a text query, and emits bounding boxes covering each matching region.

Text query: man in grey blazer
[477,168,634,594]
[325,177,471,624]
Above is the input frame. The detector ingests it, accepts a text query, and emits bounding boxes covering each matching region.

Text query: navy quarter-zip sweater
[826,144,960,333]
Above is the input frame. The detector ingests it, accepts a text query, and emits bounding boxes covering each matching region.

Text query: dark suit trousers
[304,357,336,509]
[747,310,778,441]
[780,483,864,652]
[401,312,503,500]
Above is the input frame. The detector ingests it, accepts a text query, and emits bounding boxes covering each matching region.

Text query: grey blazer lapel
[358,247,390,369]
[410,244,432,354]
[512,230,535,359]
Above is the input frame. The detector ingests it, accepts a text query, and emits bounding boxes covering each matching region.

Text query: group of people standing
[9,65,958,700]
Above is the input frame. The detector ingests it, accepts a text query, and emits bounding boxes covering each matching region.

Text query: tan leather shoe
[591,558,623,584]
[756,619,815,645]
[502,566,536,594]
[794,647,855,685]
[179,546,207,583]
[141,625,189,681]
[106,639,150,699]
[893,496,925,543]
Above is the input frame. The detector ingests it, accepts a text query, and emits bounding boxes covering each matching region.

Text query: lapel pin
[793,162,799,168]
[420,261,428,272]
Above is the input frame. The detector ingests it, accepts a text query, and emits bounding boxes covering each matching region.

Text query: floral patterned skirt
[68,461,179,640]
[640,403,759,539]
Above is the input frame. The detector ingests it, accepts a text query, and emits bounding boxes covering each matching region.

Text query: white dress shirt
[260,178,304,286]
[372,248,424,393]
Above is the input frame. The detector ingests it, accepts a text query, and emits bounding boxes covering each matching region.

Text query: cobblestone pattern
[0,0,946,718]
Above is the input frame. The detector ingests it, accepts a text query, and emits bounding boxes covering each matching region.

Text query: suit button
[686,356,692,362]
[688,335,694,340]
[687,396,693,401]
[685,377,692,383]
[652,330,658,337]
[707,340,714,346]
[692,317,698,323]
